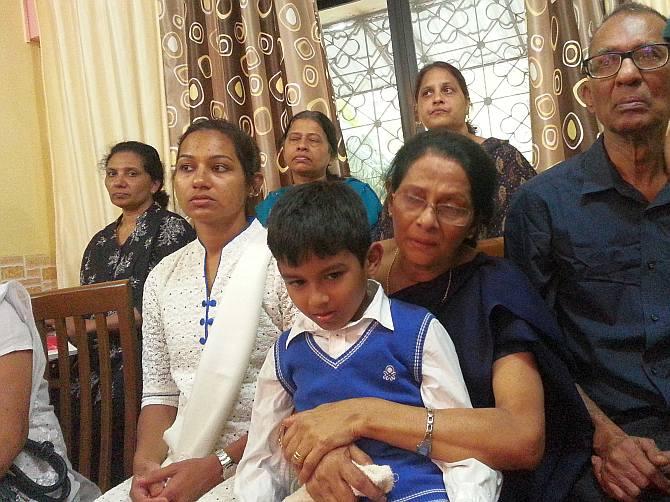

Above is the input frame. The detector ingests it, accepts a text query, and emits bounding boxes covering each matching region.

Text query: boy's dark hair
[267,181,371,266]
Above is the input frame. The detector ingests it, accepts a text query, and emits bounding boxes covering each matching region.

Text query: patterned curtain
[525,0,616,172]
[37,0,170,286]
[157,0,347,195]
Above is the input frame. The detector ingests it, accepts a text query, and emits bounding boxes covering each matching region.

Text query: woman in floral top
[76,141,195,486]
[80,141,195,311]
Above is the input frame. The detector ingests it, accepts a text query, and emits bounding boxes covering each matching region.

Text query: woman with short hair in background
[80,140,195,312]
[255,110,382,231]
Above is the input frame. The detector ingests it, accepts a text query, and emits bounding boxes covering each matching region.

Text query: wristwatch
[416,407,434,456]
[214,449,236,480]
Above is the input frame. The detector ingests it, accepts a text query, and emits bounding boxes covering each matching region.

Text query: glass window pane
[322,3,403,196]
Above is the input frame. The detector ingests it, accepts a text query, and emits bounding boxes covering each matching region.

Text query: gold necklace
[386,246,453,303]
[440,269,453,304]
[385,247,399,293]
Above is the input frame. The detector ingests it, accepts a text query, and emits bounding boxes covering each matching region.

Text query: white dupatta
[163,219,272,464]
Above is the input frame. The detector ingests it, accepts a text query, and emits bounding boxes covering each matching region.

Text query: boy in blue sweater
[236,181,500,501]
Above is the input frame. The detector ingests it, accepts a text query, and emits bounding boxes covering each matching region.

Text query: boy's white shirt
[235,280,502,501]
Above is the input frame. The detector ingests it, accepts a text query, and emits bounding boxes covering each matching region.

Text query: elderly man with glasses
[505,3,670,501]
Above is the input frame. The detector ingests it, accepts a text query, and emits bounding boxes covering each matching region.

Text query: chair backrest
[477,236,504,257]
[30,280,140,492]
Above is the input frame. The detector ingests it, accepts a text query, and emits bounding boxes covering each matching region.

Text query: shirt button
[648,261,656,270]
[651,314,659,321]
[650,367,658,376]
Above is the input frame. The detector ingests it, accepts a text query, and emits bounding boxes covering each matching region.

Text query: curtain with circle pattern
[524,0,615,172]
[37,0,171,287]
[157,0,347,194]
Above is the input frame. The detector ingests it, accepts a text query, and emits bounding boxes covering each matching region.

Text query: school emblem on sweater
[382,364,396,381]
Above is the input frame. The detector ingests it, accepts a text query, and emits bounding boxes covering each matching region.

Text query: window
[321,0,531,196]
[322,5,400,194]
[412,0,531,155]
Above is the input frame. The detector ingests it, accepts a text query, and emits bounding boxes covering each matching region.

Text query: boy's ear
[366,242,384,276]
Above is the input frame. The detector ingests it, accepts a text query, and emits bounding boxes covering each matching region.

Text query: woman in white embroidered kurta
[98,120,295,502]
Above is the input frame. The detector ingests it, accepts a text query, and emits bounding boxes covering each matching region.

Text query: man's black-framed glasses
[582,43,670,79]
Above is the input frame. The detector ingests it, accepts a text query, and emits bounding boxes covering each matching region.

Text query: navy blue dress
[392,253,592,502]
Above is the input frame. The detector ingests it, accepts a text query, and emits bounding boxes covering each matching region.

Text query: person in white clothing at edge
[97,119,296,502]
[235,181,501,501]
[0,280,101,501]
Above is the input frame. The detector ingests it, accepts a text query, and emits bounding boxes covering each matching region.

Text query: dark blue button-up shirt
[505,136,670,420]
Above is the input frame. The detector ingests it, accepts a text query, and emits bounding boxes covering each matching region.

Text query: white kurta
[98,223,296,501]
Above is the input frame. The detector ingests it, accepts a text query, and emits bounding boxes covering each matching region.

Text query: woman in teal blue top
[255,110,382,229]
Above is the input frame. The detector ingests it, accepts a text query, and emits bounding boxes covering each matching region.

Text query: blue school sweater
[275,299,449,502]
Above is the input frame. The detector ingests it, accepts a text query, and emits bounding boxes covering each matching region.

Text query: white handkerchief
[283,462,394,501]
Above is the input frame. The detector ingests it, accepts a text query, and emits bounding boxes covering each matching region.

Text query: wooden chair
[31,280,140,492]
[476,236,504,257]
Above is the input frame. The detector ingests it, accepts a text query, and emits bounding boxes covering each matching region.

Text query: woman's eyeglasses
[582,43,670,79]
[392,191,472,227]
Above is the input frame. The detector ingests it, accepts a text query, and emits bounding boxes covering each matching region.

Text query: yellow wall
[0,1,55,258]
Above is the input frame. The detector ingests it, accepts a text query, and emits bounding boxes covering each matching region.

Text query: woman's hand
[133,456,222,502]
[281,399,365,483]
[130,461,165,502]
[304,445,385,502]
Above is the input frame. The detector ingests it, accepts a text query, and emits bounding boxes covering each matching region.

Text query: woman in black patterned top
[76,141,194,486]
[374,61,536,240]
[80,141,196,312]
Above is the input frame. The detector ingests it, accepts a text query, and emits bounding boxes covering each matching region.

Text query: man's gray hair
[589,2,667,53]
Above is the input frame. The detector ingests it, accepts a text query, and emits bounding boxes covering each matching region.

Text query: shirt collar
[285,280,394,348]
[580,135,670,206]
[580,135,619,195]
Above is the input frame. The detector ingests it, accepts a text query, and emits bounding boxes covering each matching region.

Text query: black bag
[0,439,71,502]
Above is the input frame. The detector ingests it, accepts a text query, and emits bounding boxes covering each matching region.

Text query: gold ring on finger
[292,450,304,464]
